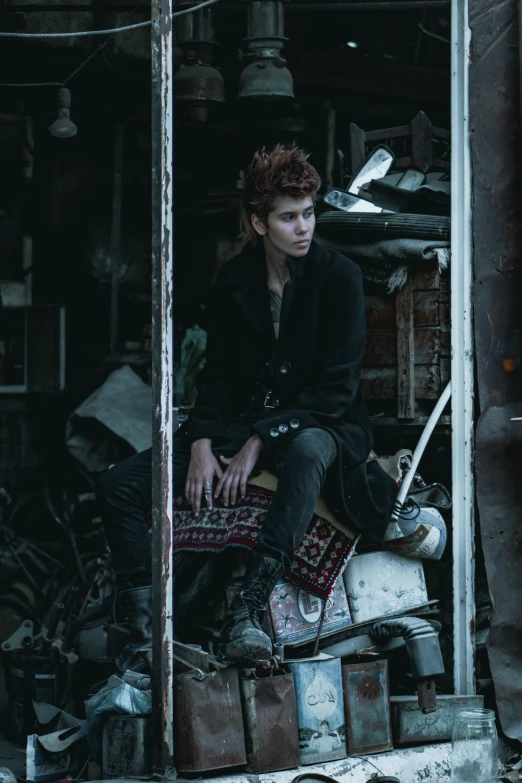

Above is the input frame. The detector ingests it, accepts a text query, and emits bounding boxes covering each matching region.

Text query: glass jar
[451,708,498,783]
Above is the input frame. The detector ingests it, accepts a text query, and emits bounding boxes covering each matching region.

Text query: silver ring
[205,481,212,488]
[203,489,213,496]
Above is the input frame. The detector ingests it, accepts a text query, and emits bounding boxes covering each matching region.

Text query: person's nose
[295,216,307,235]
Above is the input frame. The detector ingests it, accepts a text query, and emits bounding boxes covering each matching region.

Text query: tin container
[269,577,352,645]
[287,656,347,765]
[391,694,484,745]
[175,668,247,773]
[8,655,56,744]
[102,715,152,778]
[240,672,300,773]
[342,661,393,755]
[343,551,428,624]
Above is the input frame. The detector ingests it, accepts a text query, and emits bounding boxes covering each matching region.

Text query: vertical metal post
[451,0,475,694]
[151,0,175,774]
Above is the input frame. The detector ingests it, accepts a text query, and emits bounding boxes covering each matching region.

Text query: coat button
[270,428,279,438]
[278,423,289,434]
[279,362,291,375]
[290,419,300,429]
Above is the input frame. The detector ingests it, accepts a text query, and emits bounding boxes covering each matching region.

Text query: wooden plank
[441,357,450,385]
[411,111,434,173]
[366,291,440,329]
[413,291,439,326]
[361,365,442,400]
[364,291,440,330]
[440,332,450,357]
[410,266,440,291]
[364,295,395,329]
[439,278,450,302]
[364,125,410,140]
[396,277,415,418]
[350,123,366,175]
[371,414,452,429]
[365,328,442,367]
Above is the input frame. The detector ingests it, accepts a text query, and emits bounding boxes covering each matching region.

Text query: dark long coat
[180,239,398,542]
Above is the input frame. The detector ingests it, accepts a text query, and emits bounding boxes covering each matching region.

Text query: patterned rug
[173,486,357,600]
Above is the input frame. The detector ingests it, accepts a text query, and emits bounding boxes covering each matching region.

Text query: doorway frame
[149,0,476,772]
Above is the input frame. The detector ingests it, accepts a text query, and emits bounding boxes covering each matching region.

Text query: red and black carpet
[173,486,357,600]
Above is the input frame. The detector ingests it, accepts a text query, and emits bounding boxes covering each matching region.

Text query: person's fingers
[214,461,224,480]
[203,475,213,511]
[239,472,248,500]
[230,472,241,506]
[222,473,233,507]
[185,476,191,502]
[215,471,226,498]
[194,477,203,514]
[220,455,232,465]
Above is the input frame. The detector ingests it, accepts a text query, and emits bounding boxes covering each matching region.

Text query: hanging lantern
[238,0,294,100]
[48,87,77,139]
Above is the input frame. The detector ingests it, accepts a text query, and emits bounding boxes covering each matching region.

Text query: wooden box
[361,265,449,422]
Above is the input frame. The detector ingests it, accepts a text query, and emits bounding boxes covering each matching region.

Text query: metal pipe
[151,0,175,776]
[109,124,123,355]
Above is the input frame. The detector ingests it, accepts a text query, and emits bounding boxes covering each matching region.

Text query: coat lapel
[231,247,273,341]
[230,240,314,342]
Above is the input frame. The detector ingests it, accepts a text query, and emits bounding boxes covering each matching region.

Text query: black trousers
[96,427,336,588]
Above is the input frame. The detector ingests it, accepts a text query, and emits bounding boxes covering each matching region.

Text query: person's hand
[214,435,264,507]
[185,439,223,514]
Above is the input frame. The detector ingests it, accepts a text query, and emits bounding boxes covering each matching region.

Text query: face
[321,724,329,735]
[251,195,316,259]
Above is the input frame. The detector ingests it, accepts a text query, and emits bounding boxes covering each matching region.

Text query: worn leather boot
[116,585,152,673]
[221,555,283,663]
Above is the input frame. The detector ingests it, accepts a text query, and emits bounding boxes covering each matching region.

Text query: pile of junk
[0,364,483,781]
[0,119,492,781]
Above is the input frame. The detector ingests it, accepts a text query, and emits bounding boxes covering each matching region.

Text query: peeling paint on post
[451,0,475,695]
[151,0,174,775]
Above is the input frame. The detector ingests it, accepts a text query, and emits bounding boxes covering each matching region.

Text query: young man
[96,144,399,667]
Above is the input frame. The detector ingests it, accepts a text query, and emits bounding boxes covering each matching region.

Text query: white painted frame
[451,0,475,694]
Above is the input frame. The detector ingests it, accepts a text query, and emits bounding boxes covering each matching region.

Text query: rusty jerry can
[174,667,247,773]
[240,671,301,773]
[342,660,393,755]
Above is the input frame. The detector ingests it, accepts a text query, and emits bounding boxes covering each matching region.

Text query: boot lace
[397,498,421,520]
[240,564,273,615]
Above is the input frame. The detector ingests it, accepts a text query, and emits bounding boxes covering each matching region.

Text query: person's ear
[251,213,267,236]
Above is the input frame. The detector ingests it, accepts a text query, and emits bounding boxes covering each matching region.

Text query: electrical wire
[0,0,220,38]
[0,19,151,38]
[0,0,220,88]
[417,21,450,44]
[172,0,221,16]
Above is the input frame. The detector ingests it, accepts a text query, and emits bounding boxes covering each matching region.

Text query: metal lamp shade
[238,58,293,99]
[174,63,225,103]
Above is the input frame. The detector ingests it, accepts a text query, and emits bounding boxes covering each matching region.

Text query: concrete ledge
[183,743,452,783]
